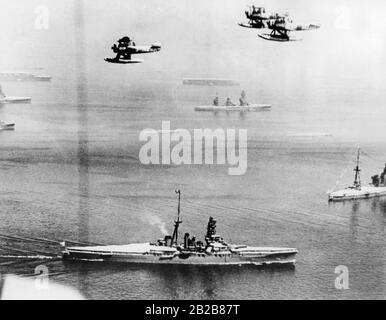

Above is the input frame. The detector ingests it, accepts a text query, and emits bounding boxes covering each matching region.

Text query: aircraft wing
[128,43,161,54]
[286,23,320,31]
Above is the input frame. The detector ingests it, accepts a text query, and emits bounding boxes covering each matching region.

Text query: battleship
[328,150,386,201]
[63,190,298,265]
[195,91,271,112]
[195,104,271,112]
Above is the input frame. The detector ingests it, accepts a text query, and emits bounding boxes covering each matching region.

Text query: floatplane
[105,36,161,64]
[239,6,320,42]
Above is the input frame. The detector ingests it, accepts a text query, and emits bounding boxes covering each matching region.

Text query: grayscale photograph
[0,0,385,303]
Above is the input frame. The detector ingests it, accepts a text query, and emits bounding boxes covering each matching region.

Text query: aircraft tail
[150,42,162,52]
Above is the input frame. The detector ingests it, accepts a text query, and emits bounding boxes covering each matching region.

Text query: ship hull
[328,186,386,201]
[195,104,271,112]
[0,97,31,104]
[0,123,15,130]
[0,74,51,82]
[62,246,297,266]
[182,79,239,86]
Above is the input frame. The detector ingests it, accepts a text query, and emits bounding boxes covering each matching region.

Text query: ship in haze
[63,190,298,265]
[0,121,15,130]
[0,72,51,82]
[329,149,386,201]
[182,78,239,86]
[0,85,31,104]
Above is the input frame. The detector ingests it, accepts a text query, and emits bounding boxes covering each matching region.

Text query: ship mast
[170,189,182,247]
[353,148,361,188]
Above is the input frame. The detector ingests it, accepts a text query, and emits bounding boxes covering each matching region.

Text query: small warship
[182,78,239,86]
[63,190,298,265]
[0,85,31,104]
[0,72,51,82]
[0,121,15,130]
[329,150,386,201]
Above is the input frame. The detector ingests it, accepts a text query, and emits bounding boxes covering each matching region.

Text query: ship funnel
[164,235,172,246]
[184,233,189,248]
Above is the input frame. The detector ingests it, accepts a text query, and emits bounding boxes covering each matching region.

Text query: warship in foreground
[329,150,386,201]
[63,191,298,265]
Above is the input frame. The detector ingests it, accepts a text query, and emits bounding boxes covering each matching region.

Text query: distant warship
[0,72,51,82]
[63,190,298,265]
[0,121,15,130]
[329,149,386,201]
[0,85,31,104]
[182,78,239,86]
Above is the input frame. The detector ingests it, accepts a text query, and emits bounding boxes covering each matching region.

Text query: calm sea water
[0,0,385,300]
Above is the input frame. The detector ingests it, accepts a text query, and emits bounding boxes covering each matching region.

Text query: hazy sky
[1,0,386,89]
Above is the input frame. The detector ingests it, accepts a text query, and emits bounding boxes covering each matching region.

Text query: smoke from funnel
[142,213,168,235]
